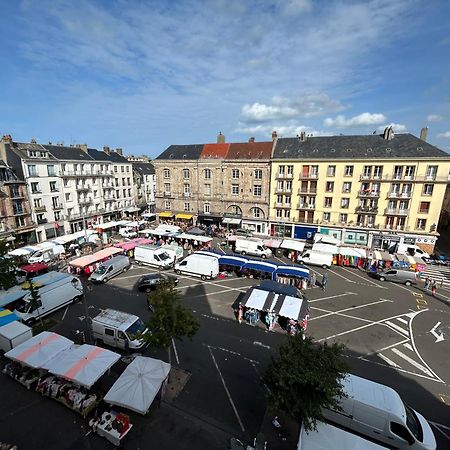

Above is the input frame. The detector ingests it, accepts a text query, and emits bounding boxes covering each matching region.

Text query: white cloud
[427,114,443,122]
[234,122,329,138]
[437,131,450,138]
[377,123,407,133]
[324,112,386,127]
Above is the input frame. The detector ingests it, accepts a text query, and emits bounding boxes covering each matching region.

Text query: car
[137,273,179,292]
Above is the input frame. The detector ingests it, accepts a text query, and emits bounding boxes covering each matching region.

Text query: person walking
[322,272,328,291]
[424,277,430,291]
[310,272,316,288]
[431,280,437,297]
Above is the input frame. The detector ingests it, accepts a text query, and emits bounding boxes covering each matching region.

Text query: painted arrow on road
[430,322,445,343]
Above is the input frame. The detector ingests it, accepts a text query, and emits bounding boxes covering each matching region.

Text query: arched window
[251,207,265,219]
[228,205,242,215]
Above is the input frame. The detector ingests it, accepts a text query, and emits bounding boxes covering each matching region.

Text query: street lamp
[71,278,93,344]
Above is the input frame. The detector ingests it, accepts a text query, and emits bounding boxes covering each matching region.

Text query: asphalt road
[1,256,450,449]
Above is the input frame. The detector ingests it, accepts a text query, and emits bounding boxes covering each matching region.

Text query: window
[184,202,190,211]
[163,168,170,178]
[405,165,415,179]
[183,169,190,179]
[52,197,60,208]
[164,183,171,194]
[374,165,383,178]
[232,169,240,179]
[362,165,372,177]
[344,165,353,176]
[277,194,283,205]
[416,218,427,230]
[204,203,210,213]
[284,209,290,219]
[310,165,319,177]
[28,165,37,177]
[254,169,263,179]
[232,184,239,195]
[65,193,71,202]
[341,198,350,209]
[121,166,124,173]
[204,184,211,195]
[343,182,352,193]
[126,166,130,173]
[278,165,285,175]
[36,214,45,224]
[31,182,40,193]
[253,185,262,196]
[285,196,291,205]
[252,208,261,218]
[122,178,126,186]
[419,201,430,214]
[128,188,131,197]
[54,211,61,221]
[287,165,294,176]
[324,197,333,208]
[390,423,414,445]
[164,200,171,209]
[114,166,118,173]
[285,180,292,192]
[47,165,56,176]
[204,168,211,179]
[230,205,241,215]
[123,189,126,197]
[340,213,348,223]
[34,198,42,208]
[116,190,120,199]
[276,209,282,218]
[15,216,26,227]
[423,184,434,195]
[393,165,403,179]
[127,177,131,185]
[105,328,114,337]
[426,165,438,180]
[327,165,336,177]
[323,212,331,222]
[325,181,334,192]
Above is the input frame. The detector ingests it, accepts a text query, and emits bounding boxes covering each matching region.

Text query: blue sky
[1,0,450,157]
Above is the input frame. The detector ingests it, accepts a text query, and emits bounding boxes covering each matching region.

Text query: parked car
[369,269,417,286]
[137,273,179,292]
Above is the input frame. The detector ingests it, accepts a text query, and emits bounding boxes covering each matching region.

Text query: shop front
[197,214,222,225]
[175,213,194,224]
[317,227,343,242]
[158,211,174,222]
[371,233,401,252]
[241,219,268,235]
[293,225,318,240]
[343,230,368,246]
[270,222,293,238]
[222,213,242,230]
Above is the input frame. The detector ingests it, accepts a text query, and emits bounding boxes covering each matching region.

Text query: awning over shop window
[222,218,242,225]
[124,207,140,213]
[175,213,193,220]
[159,211,173,218]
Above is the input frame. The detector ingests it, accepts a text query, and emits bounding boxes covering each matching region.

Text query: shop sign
[403,237,416,245]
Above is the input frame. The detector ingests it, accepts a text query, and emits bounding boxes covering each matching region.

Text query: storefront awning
[175,213,193,220]
[159,211,173,218]
[222,218,241,225]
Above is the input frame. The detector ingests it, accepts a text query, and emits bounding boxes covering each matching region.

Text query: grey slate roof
[272,134,449,159]
[43,145,93,161]
[11,142,58,160]
[108,151,130,163]
[87,148,113,162]
[132,162,155,175]
[155,144,204,160]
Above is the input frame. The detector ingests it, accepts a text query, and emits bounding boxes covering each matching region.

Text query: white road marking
[308,291,357,303]
[172,338,180,364]
[339,266,384,287]
[430,422,450,442]
[359,338,409,356]
[328,269,357,284]
[385,321,409,337]
[396,317,408,325]
[61,305,69,321]
[391,348,433,377]
[253,341,270,350]
[403,342,413,352]
[208,346,246,432]
[378,353,401,368]
[311,306,374,323]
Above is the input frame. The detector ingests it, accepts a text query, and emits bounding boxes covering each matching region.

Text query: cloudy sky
[1,0,450,156]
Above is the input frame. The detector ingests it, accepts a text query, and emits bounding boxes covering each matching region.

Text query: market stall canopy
[242,260,278,273]
[175,213,193,220]
[104,356,170,415]
[338,246,367,257]
[142,213,156,219]
[174,233,212,243]
[0,308,19,327]
[259,280,297,297]
[51,229,96,245]
[280,239,306,253]
[222,218,241,225]
[373,250,393,261]
[5,331,74,369]
[158,211,173,218]
[278,295,307,321]
[70,247,122,268]
[124,207,140,213]
[143,229,171,237]
[263,239,283,249]
[275,265,310,279]
[19,262,49,273]
[194,250,221,258]
[47,344,120,389]
[115,238,153,251]
[314,233,341,245]
[8,246,39,257]
[219,255,249,268]
[187,226,205,236]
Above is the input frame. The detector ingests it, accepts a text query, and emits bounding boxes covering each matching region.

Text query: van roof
[343,374,406,420]
[99,255,129,266]
[93,308,139,331]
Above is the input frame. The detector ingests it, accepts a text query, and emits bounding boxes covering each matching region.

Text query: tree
[263,333,349,432]
[142,283,200,363]
[23,280,43,327]
[0,240,18,290]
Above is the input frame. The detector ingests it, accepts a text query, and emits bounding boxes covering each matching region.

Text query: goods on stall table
[2,361,40,390]
[92,411,132,447]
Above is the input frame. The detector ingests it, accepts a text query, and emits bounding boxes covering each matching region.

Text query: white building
[131,161,156,213]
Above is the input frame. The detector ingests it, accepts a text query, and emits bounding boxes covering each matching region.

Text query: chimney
[272,131,278,141]
[77,144,88,153]
[115,148,123,156]
[103,145,111,155]
[299,131,307,142]
[217,132,225,144]
[248,137,255,143]
[383,126,394,141]
[31,138,37,144]
[2,135,13,143]
[420,127,428,142]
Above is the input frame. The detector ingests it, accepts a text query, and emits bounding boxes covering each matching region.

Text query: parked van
[396,244,430,260]
[298,421,387,450]
[322,374,436,450]
[28,245,65,264]
[134,245,174,269]
[14,272,84,325]
[174,254,219,280]
[298,250,333,269]
[88,255,131,283]
[235,238,272,258]
[118,227,137,239]
[92,308,147,351]
[371,269,417,286]
[161,244,184,261]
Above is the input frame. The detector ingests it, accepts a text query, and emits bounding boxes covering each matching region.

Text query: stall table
[93,411,133,447]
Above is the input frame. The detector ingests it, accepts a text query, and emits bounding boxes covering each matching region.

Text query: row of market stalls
[68,247,123,275]
[3,331,170,446]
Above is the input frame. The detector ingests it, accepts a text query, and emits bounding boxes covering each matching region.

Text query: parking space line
[430,423,450,442]
[172,338,180,364]
[208,346,245,432]
[359,338,409,356]
[311,306,374,324]
[61,305,69,321]
[329,269,357,284]
[390,348,433,376]
[385,321,409,337]
[308,292,357,303]
[378,353,401,368]
[113,273,147,281]
[310,299,392,321]
[338,266,384,288]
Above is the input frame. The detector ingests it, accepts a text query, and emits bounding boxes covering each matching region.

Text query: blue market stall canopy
[0,308,19,327]
[259,280,298,297]
[275,265,310,279]
[242,260,278,273]
[219,255,249,268]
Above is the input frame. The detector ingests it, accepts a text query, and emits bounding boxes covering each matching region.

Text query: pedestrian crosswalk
[419,265,450,289]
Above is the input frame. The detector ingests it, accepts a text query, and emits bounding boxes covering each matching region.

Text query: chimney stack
[2,135,13,143]
[77,144,88,153]
[103,145,111,155]
[115,148,123,156]
[420,127,428,142]
[272,131,278,141]
[299,131,307,142]
[248,137,255,143]
[383,126,394,141]
[31,138,37,144]
[217,132,225,144]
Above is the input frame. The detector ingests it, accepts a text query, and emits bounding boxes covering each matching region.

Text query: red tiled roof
[200,143,230,159]
[226,142,273,160]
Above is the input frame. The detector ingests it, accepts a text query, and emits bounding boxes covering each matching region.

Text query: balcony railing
[418,209,430,215]
[297,203,316,210]
[387,191,411,199]
[298,189,317,195]
[37,218,48,225]
[355,206,378,214]
[298,173,318,180]
[274,188,293,194]
[34,205,46,213]
[78,199,93,206]
[357,190,380,198]
[13,208,28,216]
[276,172,294,179]
[52,205,63,210]
[275,203,292,209]
[76,185,91,192]
[384,208,409,216]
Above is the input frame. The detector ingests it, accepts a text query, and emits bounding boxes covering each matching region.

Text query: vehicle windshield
[159,251,170,261]
[94,266,107,274]
[126,318,146,339]
[405,404,423,442]
[15,299,31,313]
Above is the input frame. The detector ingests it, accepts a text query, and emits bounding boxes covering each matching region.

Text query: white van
[28,245,65,264]
[118,227,137,239]
[322,374,436,450]
[92,308,147,351]
[298,250,333,269]
[298,421,387,450]
[161,244,184,261]
[89,255,131,283]
[134,245,174,269]
[397,244,430,260]
[174,254,219,280]
[235,238,272,258]
[14,272,84,325]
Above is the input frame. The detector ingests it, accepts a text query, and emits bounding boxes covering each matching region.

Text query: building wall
[112,161,135,210]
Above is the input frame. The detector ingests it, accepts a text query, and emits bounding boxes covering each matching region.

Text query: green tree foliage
[143,283,200,352]
[0,240,18,290]
[263,334,349,432]
[24,280,43,326]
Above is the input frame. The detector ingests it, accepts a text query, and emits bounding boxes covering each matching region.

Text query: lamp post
[71,278,93,344]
